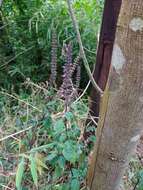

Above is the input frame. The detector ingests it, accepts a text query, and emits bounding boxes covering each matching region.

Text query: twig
[89,115,98,126]
[73,80,91,103]
[67,0,103,95]
[0,126,34,142]
[0,184,14,190]
[25,79,49,92]
[0,91,42,112]
[84,47,96,54]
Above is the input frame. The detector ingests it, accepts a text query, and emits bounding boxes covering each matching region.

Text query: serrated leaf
[16,157,25,190]
[29,154,38,187]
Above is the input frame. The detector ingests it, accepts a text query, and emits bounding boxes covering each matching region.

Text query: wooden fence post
[89,0,122,123]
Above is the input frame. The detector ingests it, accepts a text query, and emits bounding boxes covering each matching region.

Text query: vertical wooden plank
[89,0,122,122]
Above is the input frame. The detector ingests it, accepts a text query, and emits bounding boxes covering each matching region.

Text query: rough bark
[88,0,143,189]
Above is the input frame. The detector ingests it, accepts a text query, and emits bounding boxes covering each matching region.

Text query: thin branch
[84,47,96,54]
[0,126,34,142]
[0,91,42,112]
[73,80,91,103]
[67,0,103,95]
[89,115,98,126]
[0,184,14,190]
[25,79,49,92]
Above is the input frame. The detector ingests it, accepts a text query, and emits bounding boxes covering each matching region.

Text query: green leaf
[62,141,77,163]
[16,157,25,190]
[30,143,55,152]
[54,119,65,134]
[62,184,70,190]
[59,133,66,142]
[138,169,143,179]
[65,112,73,121]
[47,152,57,161]
[138,184,143,190]
[54,184,62,190]
[58,156,66,169]
[53,165,63,179]
[72,169,80,178]
[71,179,80,190]
[86,126,96,132]
[29,154,38,187]
[68,128,80,139]
[43,116,52,128]
[88,135,96,143]
[20,115,27,122]
[138,169,143,190]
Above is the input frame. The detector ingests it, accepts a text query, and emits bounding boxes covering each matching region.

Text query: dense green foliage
[0,1,102,188]
[0,84,95,189]
[0,1,142,190]
[0,0,103,90]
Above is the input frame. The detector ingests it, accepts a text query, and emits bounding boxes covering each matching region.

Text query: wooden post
[89,0,122,122]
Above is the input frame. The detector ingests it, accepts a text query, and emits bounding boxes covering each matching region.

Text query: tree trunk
[88,0,143,189]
